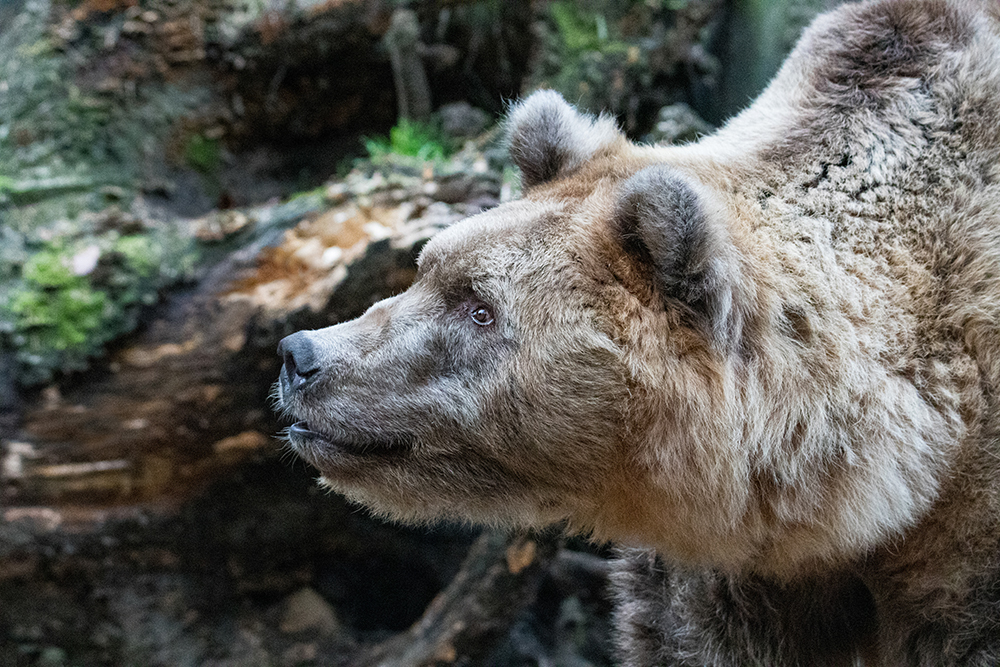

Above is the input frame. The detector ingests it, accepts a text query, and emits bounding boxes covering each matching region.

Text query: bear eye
[470,305,495,326]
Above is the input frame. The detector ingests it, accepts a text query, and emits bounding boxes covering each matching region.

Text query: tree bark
[385,8,433,122]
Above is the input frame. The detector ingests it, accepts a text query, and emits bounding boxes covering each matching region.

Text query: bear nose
[278,332,320,392]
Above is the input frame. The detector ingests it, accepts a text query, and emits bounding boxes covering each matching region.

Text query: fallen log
[0,162,581,666]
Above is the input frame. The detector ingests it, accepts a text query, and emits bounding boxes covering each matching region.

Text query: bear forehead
[418,170,633,273]
[419,199,574,278]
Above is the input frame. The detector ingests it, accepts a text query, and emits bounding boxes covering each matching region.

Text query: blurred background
[0,0,838,664]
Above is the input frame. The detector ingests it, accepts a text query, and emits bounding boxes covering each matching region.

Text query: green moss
[185,134,223,175]
[11,281,107,352]
[0,1,211,384]
[115,234,160,278]
[1,227,198,385]
[7,244,109,367]
[19,246,78,288]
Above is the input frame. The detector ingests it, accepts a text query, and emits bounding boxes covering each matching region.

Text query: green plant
[549,2,608,53]
[364,118,449,164]
[524,1,642,128]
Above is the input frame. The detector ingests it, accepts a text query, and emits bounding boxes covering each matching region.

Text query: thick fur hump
[810,0,973,111]
[614,165,745,351]
[506,90,622,189]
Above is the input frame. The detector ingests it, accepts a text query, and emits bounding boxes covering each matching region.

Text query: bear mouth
[287,421,413,458]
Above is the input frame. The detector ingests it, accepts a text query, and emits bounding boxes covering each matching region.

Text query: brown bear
[276,0,1000,663]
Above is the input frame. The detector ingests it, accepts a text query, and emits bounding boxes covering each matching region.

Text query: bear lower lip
[289,421,324,440]
[287,421,411,457]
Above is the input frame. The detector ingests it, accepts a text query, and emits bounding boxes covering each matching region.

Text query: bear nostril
[278,332,321,391]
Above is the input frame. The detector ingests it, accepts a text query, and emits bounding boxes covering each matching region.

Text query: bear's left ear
[507,90,623,189]
[614,165,746,352]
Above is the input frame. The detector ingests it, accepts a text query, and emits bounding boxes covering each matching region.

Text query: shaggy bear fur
[277,0,1000,663]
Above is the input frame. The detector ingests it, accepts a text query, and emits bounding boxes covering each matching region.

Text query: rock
[279,587,340,636]
[36,646,67,667]
[645,103,714,145]
[438,102,491,140]
[281,642,318,666]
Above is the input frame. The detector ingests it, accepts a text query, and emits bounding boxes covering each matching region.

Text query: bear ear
[614,165,745,351]
[506,90,622,189]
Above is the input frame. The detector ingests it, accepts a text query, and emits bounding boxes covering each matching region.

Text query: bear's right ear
[506,90,622,189]
[614,165,746,352]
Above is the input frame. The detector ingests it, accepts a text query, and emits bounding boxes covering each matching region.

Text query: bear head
[276,90,951,575]
[276,90,761,567]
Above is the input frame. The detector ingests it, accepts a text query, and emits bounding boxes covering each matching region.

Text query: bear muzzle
[277,331,417,461]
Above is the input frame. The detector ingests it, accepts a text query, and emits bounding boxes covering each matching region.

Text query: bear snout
[278,331,321,393]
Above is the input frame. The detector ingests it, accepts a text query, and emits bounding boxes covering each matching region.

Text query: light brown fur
[277,0,1000,663]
